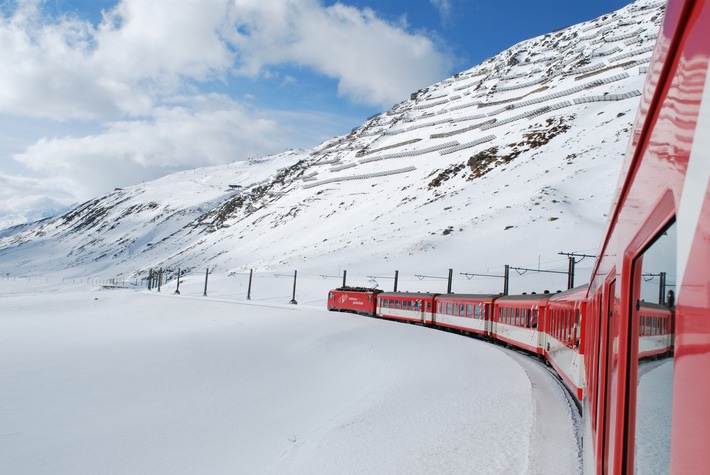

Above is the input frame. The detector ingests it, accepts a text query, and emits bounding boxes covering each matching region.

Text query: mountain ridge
[0,0,665,295]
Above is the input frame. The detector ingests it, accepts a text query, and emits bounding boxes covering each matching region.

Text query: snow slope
[0,0,665,297]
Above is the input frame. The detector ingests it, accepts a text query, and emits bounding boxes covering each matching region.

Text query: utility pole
[558,252,597,289]
[203,268,209,297]
[415,269,454,294]
[366,270,399,291]
[290,270,298,304]
[659,271,667,305]
[460,265,509,295]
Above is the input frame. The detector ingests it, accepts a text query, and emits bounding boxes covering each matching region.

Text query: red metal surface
[584,0,710,472]
[327,288,379,315]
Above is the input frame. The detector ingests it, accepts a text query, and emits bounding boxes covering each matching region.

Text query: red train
[328,0,709,472]
[329,287,597,402]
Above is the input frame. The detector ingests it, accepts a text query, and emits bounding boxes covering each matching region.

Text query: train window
[460,305,465,317]
[453,304,458,315]
[466,304,473,317]
[329,292,334,299]
[426,302,431,311]
[632,221,675,474]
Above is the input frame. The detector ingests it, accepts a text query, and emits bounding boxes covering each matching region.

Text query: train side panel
[433,294,498,336]
[377,292,436,325]
[637,302,674,359]
[328,288,379,315]
[492,294,549,355]
[584,0,710,472]
[547,286,587,401]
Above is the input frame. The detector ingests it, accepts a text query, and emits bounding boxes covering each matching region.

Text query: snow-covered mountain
[0,0,665,295]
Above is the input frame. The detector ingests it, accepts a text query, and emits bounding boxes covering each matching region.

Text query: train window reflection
[633,221,675,474]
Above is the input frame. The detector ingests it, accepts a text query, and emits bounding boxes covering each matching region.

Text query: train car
[583,0,710,472]
[327,287,381,315]
[376,292,436,325]
[492,293,550,355]
[432,293,499,336]
[637,301,674,359]
[547,286,587,401]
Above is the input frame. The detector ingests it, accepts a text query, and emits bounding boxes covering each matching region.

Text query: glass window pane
[633,222,675,474]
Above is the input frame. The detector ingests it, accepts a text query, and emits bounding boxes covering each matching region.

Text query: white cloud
[228,0,453,107]
[0,0,453,117]
[9,98,287,202]
[0,0,455,225]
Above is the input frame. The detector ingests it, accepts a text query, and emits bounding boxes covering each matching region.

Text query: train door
[533,305,545,350]
[483,302,491,336]
[594,278,617,474]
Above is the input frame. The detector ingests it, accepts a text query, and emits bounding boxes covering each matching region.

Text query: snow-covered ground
[0,280,581,474]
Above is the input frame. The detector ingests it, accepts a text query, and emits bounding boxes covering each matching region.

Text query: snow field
[0,282,581,474]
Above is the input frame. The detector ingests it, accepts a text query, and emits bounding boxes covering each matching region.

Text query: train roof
[331,286,381,293]
[548,285,589,301]
[378,292,436,298]
[496,293,554,302]
[435,293,500,300]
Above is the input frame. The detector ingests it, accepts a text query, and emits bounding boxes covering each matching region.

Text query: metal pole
[203,268,209,297]
[567,257,575,290]
[247,269,253,300]
[659,271,667,305]
[289,270,298,304]
[447,268,453,294]
[504,265,510,296]
[148,269,152,290]
[175,268,181,295]
[394,270,399,292]
[342,270,347,288]
[157,268,162,292]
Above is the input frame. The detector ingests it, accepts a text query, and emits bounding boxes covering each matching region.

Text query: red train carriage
[376,292,436,325]
[492,293,550,355]
[583,0,710,472]
[637,302,674,359]
[327,287,381,315]
[433,293,499,337]
[547,286,587,401]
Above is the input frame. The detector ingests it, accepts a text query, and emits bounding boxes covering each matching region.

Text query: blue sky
[0,0,634,227]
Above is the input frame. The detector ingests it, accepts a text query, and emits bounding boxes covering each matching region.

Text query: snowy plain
[1,277,582,475]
